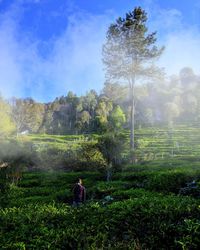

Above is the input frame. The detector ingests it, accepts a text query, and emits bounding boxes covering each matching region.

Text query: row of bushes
[1,189,200,249]
[2,164,200,209]
[0,137,108,173]
[115,161,200,191]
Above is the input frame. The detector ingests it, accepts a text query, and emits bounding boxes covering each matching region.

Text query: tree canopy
[103,7,164,155]
[0,97,15,137]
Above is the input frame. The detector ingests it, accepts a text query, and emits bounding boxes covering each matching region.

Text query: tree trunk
[130,76,135,163]
[130,97,135,151]
[106,163,112,182]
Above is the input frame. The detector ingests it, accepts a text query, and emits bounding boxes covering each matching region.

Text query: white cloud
[49,11,113,96]
[150,8,183,33]
[0,5,23,97]
[0,2,114,101]
[147,4,200,75]
[0,1,200,102]
[158,29,200,75]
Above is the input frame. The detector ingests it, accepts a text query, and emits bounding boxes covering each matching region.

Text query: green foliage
[97,132,127,180]
[97,132,127,166]
[109,105,126,129]
[0,97,16,137]
[95,97,113,132]
[176,219,200,249]
[1,163,200,249]
[78,143,106,171]
[3,125,200,173]
[103,6,164,151]
[10,98,44,134]
[0,188,200,249]
[2,67,200,136]
[1,126,200,248]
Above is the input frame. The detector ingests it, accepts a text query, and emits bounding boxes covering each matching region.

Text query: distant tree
[143,108,154,126]
[76,110,91,132]
[103,82,128,104]
[26,101,45,133]
[77,90,98,132]
[0,97,15,137]
[109,105,126,130]
[44,92,80,134]
[178,68,199,123]
[95,96,113,132]
[103,7,164,158]
[164,102,180,126]
[83,90,98,116]
[10,98,45,134]
[10,98,27,134]
[65,92,79,132]
[179,67,196,88]
[40,102,59,134]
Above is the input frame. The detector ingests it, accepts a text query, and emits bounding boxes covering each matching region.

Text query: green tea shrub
[179,180,200,198]
[94,180,129,199]
[1,191,200,249]
[53,189,72,203]
[146,170,200,194]
[117,167,200,195]
[176,218,200,249]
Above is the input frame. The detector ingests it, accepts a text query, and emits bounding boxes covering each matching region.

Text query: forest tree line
[0,66,200,137]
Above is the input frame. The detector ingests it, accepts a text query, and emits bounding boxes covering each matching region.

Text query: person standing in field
[72,178,86,207]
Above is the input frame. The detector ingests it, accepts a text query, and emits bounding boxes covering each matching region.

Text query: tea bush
[1,190,200,249]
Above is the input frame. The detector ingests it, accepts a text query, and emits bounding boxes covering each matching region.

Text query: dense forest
[1,66,200,137]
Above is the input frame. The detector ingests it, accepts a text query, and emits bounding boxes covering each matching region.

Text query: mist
[0,1,113,102]
[0,0,200,172]
[1,2,200,249]
[0,0,199,102]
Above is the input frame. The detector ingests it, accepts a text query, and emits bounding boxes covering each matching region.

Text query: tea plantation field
[1,126,200,249]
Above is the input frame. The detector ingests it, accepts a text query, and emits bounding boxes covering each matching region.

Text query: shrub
[0,191,200,249]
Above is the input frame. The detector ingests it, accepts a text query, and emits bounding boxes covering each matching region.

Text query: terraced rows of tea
[134,126,200,163]
[1,126,200,249]
[17,126,200,164]
[1,167,200,249]
[18,133,98,151]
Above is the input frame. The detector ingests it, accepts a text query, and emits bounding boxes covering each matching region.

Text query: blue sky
[0,0,200,102]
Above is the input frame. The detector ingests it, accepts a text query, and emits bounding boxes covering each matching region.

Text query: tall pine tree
[103,7,164,160]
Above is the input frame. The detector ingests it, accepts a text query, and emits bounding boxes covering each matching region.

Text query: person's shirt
[73,183,86,202]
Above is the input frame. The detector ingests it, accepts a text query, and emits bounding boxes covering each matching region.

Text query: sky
[0,0,200,102]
